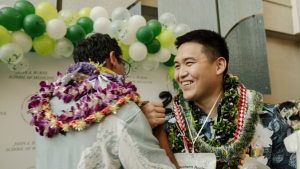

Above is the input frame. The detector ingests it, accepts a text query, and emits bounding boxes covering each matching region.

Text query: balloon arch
[0,1,191,78]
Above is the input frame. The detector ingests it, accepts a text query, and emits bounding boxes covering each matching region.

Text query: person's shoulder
[114,101,143,123]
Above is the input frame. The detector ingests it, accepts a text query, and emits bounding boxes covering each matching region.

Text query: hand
[142,101,166,129]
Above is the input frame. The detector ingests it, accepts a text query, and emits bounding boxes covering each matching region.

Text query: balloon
[33,33,54,55]
[8,56,29,72]
[142,53,159,71]
[119,42,130,61]
[47,19,67,39]
[90,6,108,21]
[129,15,146,32]
[159,12,176,31]
[168,66,175,79]
[136,26,153,44]
[65,25,86,43]
[58,10,77,27]
[0,59,2,63]
[0,7,22,31]
[111,7,131,23]
[71,10,79,20]
[155,47,171,62]
[93,17,111,34]
[0,43,23,64]
[121,26,136,45]
[129,42,147,61]
[146,19,162,37]
[14,0,35,20]
[108,20,128,41]
[126,58,141,72]
[166,44,177,55]
[163,54,176,67]
[52,37,74,58]
[77,17,93,34]
[35,2,58,24]
[78,7,91,18]
[146,38,161,54]
[173,23,190,37]
[23,14,46,37]
[0,25,11,47]
[10,31,32,53]
[157,29,175,47]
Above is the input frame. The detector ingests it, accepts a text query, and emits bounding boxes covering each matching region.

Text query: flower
[75,118,86,131]
[65,62,96,76]
[94,112,104,122]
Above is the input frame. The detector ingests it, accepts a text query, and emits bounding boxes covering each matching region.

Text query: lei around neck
[28,62,142,138]
[169,74,264,167]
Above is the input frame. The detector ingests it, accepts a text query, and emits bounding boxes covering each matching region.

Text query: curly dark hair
[175,30,229,74]
[73,33,122,64]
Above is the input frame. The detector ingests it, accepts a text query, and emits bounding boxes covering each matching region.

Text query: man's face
[113,55,126,76]
[174,42,218,101]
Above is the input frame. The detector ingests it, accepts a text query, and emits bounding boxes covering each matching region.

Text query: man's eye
[186,62,193,65]
[175,65,180,68]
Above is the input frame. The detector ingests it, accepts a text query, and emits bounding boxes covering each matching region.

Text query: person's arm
[259,104,296,169]
[153,125,180,169]
[142,101,166,129]
[118,108,176,169]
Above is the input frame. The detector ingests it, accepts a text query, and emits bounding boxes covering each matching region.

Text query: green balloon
[14,0,35,20]
[147,19,162,37]
[0,7,23,31]
[146,38,161,54]
[65,25,86,43]
[23,14,46,37]
[120,43,130,61]
[76,17,93,34]
[136,26,154,44]
[164,54,176,67]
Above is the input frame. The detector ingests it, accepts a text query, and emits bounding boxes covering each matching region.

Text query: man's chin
[182,93,194,101]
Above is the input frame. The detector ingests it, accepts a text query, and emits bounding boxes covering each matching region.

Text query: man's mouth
[181,81,194,86]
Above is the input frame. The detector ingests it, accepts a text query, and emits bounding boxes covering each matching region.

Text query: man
[32,33,176,168]
[163,30,296,168]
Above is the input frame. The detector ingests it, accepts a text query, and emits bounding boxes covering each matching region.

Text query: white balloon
[173,23,190,37]
[111,7,131,23]
[47,19,67,39]
[121,26,136,45]
[0,43,23,64]
[166,44,177,55]
[159,12,177,31]
[93,17,111,34]
[8,56,29,72]
[0,4,9,9]
[58,10,77,27]
[129,15,146,32]
[142,53,159,71]
[155,47,171,62]
[90,6,108,21]
[108,20,128,40]
[53,38,74,58]
[10,31,32,53]
[129,42,147,61]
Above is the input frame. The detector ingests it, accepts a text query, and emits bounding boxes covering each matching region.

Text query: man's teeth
[182,81,193,86]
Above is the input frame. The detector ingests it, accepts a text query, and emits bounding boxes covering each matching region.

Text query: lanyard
[187,91,222,153]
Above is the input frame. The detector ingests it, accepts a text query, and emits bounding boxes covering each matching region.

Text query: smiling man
[163,30,296,169]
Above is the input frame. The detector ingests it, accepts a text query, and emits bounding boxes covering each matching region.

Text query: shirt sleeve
[259,103,296,169]
[118,109,176,169]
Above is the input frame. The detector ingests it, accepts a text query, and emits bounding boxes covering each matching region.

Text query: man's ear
[109,51,117,69]
[216,57,227,76]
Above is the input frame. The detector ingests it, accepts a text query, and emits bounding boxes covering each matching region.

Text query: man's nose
[179,66,188,78]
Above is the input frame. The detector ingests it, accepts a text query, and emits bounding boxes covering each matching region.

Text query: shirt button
[209,122,214,125]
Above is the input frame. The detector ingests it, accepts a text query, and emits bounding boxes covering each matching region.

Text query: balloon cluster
[0,1,191,75]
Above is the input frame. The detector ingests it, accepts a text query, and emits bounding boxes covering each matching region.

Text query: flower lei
[28,62,142,138]
[168,74,261,169]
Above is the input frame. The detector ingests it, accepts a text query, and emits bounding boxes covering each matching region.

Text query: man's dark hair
[175,30,229,74]
[73,33,122,64]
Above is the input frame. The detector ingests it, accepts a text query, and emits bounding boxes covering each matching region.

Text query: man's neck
[194,88,224,119]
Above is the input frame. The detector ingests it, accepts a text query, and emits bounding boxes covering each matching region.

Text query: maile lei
[28,62,142,138]
[168,74,261,169]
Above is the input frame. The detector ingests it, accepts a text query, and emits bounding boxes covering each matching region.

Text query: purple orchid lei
[28,62,139,137]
